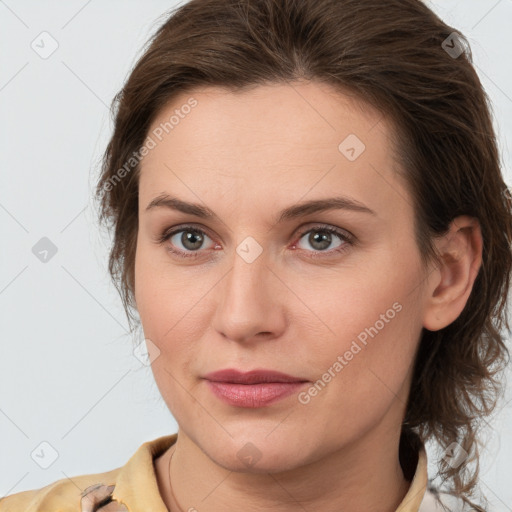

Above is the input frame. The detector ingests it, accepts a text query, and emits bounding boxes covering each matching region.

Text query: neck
[155,426,412,512]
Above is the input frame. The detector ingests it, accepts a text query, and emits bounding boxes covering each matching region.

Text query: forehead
[138,81,409,223]
[146,81,388,153]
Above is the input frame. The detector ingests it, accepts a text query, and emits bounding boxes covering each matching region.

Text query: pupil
[310,231,331,250]
[183,231,203,250]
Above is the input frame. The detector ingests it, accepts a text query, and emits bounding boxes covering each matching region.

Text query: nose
[210,246,287,344]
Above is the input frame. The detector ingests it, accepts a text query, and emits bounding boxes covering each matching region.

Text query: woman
[2,0,511,511]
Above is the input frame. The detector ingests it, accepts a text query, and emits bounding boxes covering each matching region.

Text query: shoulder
[0,467,122,512]
[0,433,177,512]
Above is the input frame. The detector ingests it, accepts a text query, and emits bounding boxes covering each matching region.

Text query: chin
[204,439,308,474]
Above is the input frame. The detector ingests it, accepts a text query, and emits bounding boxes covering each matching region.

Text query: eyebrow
[145,193,376,223]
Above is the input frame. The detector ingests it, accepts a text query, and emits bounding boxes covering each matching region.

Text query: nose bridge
[225,231,271,291]
[224,241,270,311]
[212,238,285,341]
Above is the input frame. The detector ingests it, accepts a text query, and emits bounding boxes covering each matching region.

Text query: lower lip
[205,380,307,408]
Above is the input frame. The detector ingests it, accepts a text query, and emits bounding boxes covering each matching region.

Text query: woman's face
[135,81,431,471]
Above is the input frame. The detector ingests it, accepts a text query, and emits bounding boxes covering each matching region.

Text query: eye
[157,226,217,259]
[293,224,354,258]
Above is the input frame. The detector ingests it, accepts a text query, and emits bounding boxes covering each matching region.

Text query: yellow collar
[110,433,176,512]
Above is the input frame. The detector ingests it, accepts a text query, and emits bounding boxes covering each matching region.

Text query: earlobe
[422,216,483,332]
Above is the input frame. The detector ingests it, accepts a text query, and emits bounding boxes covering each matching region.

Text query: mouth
[202,368,309,408]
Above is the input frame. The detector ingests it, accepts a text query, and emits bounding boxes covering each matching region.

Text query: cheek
[300,256,424,398]
[134,243,176,350]
[134,247,195,413]
[134,240,182,322]
[134,243,211,367]
[295,304,420,442]
[307,251,422,346]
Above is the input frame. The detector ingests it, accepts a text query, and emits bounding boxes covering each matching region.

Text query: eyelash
[155,224,355,260]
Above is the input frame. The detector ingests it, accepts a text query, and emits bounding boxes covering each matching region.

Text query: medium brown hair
[94,0,512,509]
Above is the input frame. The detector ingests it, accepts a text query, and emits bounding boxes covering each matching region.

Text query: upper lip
[203,369,308,384]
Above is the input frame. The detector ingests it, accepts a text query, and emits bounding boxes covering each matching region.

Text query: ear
[422,215,483,332]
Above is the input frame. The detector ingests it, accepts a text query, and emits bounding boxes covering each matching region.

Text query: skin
[134,81,483,512]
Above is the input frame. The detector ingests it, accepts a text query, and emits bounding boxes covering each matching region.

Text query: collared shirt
[0,433,448,511]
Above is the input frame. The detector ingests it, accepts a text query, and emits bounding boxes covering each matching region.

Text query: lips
[202,369,309,408]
